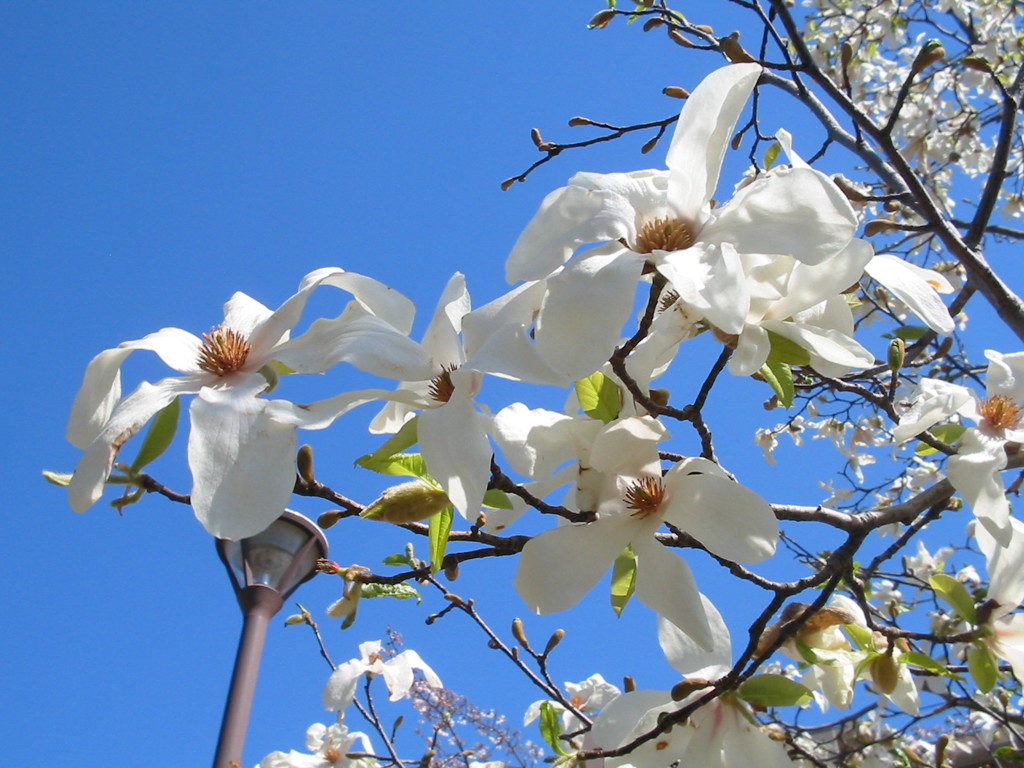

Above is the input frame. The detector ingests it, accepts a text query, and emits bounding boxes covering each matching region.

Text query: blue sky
[7,3,1022,766]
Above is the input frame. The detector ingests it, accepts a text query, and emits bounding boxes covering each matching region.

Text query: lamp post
[213,510,328,768]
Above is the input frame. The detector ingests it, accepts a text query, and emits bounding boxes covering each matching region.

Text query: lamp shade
[216,510,328,600]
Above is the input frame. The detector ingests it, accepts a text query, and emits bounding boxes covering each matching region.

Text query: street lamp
[213,510,329,768]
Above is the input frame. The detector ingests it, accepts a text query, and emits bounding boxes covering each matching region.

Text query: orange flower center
[624,476,665,519]
[634,217,695,254]
[428,366,458,403]
[980,394,1023,430]
[196,327,251,376]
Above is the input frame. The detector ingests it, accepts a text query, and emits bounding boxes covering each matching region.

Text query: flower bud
[870,653,900,694]
[512,617,530,648]
[443,561,460,581]
[544,629,566,655]
[840,42,853,70]
[588,9,616,29]
[641,135,660,155]
[530,127,545,148]
[912,40,945,74]
[962,56,992,73]
[623,675,636,693]
[297,444,316,483]
[284,613,306,626]
[888,338,906,373]
[671,677,711,700]
[318,509,344,529]
[568,116,593,127]
[667,29,693,48]
[864,218,899,237]
[361,481,451,524]
[662,86,689,100]
[642,17,663,32]
[500,176,519,191]
[720,32,755,64]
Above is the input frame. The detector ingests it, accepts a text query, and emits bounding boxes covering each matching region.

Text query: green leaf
[737,674,813,707]
[129,397,180,474]
[361,582,421,603]
[793,638,822,664]
[382,553,412,567]
[763,141,781,170]
[898,651,962,679]
[428,505,453,574]
[892,325,928,341]
[967,643,998,693]
[575,372,620,423]
[42,470,73,487]
[760,359,795,408]
[359,417,420,463]
[482,488,513,509]
[356,451,431,481]
[844,622,874,651]
[766,330,811,366]
[914,423,966,455]
[930,573,977,624]
[610,545,637,617]
[538,701,568,756]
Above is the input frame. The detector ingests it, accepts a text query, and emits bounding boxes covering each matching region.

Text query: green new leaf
[538,701,568,756]
[129,396,180,474]
[361,582,421,603]
[382,553,412,567]
[930,573,977,624]
[575,372,620,423]
[763,140,781,170]
[915,424,966,455]
[42,470,73,487]
[737,674,813,707]
[891,325,928,341]
[793,638,822,665]
[482,488,513,509]
[760,359,795,408]
[766,330,811,366]
[967,643,998,693]
[428,505,453,574]
[356,451,431,480]
[898,651,962,679]
[844,622,874,651]
[358,417,420,464]
[610,545,637,617]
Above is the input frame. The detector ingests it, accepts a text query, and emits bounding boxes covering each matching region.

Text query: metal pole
[213,584,284,768]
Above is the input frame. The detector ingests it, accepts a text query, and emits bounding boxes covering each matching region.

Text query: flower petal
[703,166,858,266]
[515,514,635,615]
[632,533,713,649]
[666,63,761,221]
[68,376,200,513]
[658,597,732,678]
[948,429,1011,546]
[535,246,646,380]
[188,385,298,540]
[662,459,777,564]
[419,389,493,520]
[323,658,368,711]
[892,378,974,444]
[865,254,954,334]
[984,349,1024,403]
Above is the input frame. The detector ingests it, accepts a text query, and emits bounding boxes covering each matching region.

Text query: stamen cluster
[624,476,665,519]
[196,327,251,377]
[428,366,458,403]
[634,217,695,254]
[979,394,1023,431]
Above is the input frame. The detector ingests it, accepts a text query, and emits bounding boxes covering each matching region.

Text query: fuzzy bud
[297,444,316,483]
[588,9,616,29]
[530,127,544,148]
[671,678,711,700]
[888,338,906,373]
[962,56,992,73]
[662,86,689,100]
[870,653,900,694]
[642,17,663,32]
[840,42,853,70]
[912,40,945,74]
[318,509,344,529]
[864,218,899,237]
[623,675,636,693]
[543,629,566,655]
[720,32,755,64]
[500,176,518,191]
[667,29,693,48]
[641,135,660,155]
[512,618,530,648]
[568,116,593,127]
[361,481,450,524]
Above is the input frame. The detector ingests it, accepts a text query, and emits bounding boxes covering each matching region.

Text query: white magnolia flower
[976,517,1024,680]
[893,349,1024,545]
[524,674,621,742]
[511,415,777,648]
[323,640,442,713]
[66,268,432,539]
[259,720,376,768]
[588,602,795,768]
[505,63,861,380]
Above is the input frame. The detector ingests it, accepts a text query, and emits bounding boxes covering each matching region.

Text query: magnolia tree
[50,0,1024,766]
